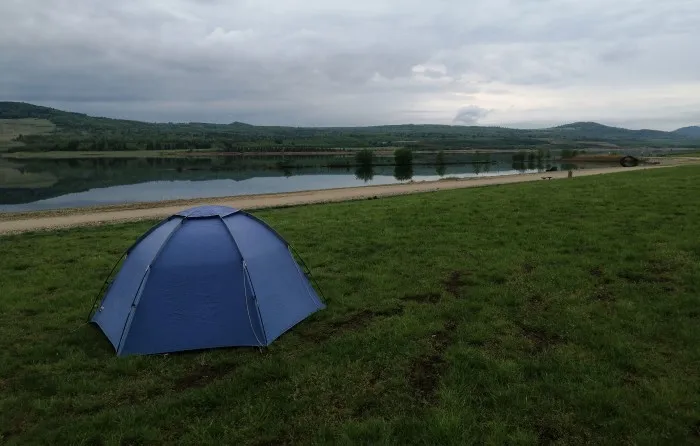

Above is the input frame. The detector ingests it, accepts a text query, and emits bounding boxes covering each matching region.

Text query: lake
[0,152,611,212]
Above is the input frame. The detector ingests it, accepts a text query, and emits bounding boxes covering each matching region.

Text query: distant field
[1,166,699,444]
[1,149,200,159]
[0,119,56,151]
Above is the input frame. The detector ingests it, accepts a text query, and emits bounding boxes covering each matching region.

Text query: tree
[394,148,413,166]
[355,149,374,166]
[435,150,445,166]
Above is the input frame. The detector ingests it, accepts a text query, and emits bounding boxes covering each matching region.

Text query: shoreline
[0,160,693,235]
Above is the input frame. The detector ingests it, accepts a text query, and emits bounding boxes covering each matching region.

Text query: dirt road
[0,161,688,235]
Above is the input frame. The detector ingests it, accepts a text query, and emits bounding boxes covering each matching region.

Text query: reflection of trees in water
[435,150,446,176]
[482,154,492,173]
[355,164,374,182]
[511,152,533,173]
[527,152,536,170]
[394,164,413,181]
[394,148,414,181]
[472,153,492,175]
[355,150,375,181]
[511,155,526,172]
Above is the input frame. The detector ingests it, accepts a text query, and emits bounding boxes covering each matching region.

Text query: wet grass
[1,165,700,445]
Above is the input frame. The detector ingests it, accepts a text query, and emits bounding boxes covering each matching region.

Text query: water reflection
[0,151,620,211]
[527,152,536,171]
[482,154,492,173]
[355,164,374,182]
[435,151,446,176]
[394,148,414,180]
[394,164,413,181]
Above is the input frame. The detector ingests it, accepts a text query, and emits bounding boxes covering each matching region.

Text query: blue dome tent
[88,205,325,356]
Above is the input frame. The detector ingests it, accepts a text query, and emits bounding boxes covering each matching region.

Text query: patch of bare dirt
[618,270,672,284]
[174,362,237,390]
[491,276,507,285]
[442,271,470,297]
[402,292,441,304]
[19,308,40,316]
[519,324,564,353]
[536,422,561,445]
[618,258,680,285]
[254,436,291,446]
[297,307,404,342]
[410,319,458,404]
[1,413,31,441]
[353,398,380,417]
[589,266,604,277]
[592,285,615,302]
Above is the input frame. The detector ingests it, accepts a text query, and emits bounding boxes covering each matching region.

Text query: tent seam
[116,217,186,355]
[218,215,268,346]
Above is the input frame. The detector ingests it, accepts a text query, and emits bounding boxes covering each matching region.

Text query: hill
[1,102,700,153]
[673,126,700,138]
[549,122,671,139]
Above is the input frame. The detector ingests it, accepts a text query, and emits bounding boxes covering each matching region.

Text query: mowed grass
[2,166,700,445]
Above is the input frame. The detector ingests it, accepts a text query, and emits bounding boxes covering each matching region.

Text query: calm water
[0,153,608,212]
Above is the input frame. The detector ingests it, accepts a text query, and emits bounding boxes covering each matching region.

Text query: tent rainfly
[88,205,325,356]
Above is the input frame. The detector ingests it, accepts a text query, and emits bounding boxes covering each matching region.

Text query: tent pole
[289,245,328,304]
[86,251,127,322]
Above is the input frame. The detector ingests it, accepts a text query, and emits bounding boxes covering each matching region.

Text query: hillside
[1,102,699,153]
[549,122,672,139]
[673,126,700,137]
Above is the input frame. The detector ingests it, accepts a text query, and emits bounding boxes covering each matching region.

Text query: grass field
[0,119,56,151]
[1,166,699,445]
[0,149,203,159]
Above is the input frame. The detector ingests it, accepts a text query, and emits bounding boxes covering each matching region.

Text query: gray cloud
[453,106,491,125]
[0,0,699,128]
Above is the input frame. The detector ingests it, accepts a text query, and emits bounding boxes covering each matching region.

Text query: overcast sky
[1,0,699,129]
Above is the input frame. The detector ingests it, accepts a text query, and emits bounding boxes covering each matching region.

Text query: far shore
[3,147,690,160]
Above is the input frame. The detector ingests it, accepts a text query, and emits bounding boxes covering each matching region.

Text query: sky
[1,0,699,129]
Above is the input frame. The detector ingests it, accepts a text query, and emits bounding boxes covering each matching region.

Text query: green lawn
[2,166,700,445]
